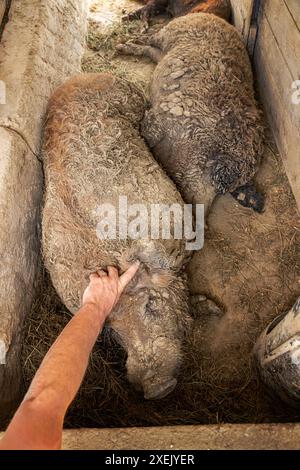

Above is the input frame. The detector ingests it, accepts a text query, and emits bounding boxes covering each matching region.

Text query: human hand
[82,261,140,320]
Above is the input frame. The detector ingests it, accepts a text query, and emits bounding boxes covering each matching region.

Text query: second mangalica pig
[117,14,265,214]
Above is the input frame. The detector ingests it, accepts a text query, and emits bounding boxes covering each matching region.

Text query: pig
[125,0,231,22]
[117,14,265,214]
[41,73,193,400]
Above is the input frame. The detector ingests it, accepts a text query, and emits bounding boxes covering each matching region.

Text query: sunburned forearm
[25,302,106,412]
[0,263,140,450]
[0,303,105,450]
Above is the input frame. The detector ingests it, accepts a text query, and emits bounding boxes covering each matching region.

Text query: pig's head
[108,241,191,399]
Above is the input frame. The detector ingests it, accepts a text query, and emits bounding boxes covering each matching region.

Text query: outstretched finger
[97,270,108,278]
[119,261,140,292]
[108,266,119,281]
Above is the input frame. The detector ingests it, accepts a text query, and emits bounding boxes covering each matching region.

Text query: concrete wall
[0,0,89,419]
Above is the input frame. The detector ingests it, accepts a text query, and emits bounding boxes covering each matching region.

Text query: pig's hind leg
[116,42,163,63]
[190,295,224,319]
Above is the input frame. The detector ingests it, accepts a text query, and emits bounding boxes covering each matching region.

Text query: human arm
[0,262,140,450]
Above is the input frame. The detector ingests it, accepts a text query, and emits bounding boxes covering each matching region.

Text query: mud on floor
[22,0,300,427]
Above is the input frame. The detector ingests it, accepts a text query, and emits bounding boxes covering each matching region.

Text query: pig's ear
[122,265,174,291]
[118,241,176,290]
[117,240,170,271]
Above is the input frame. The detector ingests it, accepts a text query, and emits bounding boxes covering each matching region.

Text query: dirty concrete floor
[21,0,300,428]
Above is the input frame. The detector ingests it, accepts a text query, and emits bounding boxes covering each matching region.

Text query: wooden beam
[247,0,262,57]
[230,0,254,42]
[38,423,300,449]
[285,0,300,28]
[263,0,300,80]
[254,7,300,207]
[0,1,7,25]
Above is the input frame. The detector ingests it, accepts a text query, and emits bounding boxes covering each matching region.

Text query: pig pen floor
[21,0,300,428]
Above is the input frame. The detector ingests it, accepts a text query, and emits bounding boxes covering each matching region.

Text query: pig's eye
[145,295,161,317]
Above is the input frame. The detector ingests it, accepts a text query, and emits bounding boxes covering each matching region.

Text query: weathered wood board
[230,0,254,42]
[263,0,300,81]
[254,0,300,208]
[285,0,300,28]
[231,0,300,209]
[0,1,7,25]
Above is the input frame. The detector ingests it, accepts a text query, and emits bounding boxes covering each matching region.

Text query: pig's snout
[126,338,181,400]
[143,377,177,400]
[127,369,178,400]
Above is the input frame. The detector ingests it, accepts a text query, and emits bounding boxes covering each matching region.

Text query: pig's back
[152,14,254,107]
[43,73,183,217]
[42,73,186,312]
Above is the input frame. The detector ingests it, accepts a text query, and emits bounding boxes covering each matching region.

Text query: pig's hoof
[122,8,143,21]
[116,43,135,55]
[231,183,265,213]
[116,43,127,53]
[122,13,134,22]
[190,294,224,318]
[122,6,152,22]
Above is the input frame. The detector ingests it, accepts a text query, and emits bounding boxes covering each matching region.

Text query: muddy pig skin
[42,73,192,400]
[117,14,264,214]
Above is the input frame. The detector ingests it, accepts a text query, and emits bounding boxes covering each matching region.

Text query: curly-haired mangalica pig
[126,0,231,22]
[117,14,265,214]
[42,73,192,400]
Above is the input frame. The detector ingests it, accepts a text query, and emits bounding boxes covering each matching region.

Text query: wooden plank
[247,0,262,57]
[254,10,300,207]
[55,423,300,450]
[285,0,300,28]
[263,0,300,80]
[0,1,7,25]
[230,0,254,42]
[256,9,300,131]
